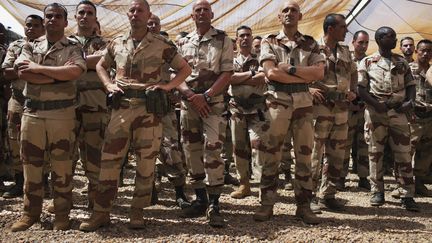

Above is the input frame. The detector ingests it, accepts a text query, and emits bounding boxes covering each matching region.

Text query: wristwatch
[250,69,256,77]
[288,66,297,75]
[203,91,211,103]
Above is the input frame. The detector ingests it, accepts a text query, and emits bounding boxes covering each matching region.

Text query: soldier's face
[252,39,261,54]
[192,2,213,25]
[128,1,151,29]
[352,33,369,56]
[416,43,432,64]
[331,17,348,42]
[147,16,161,34]
[278,3,302,27]
[44,7,68,33]
[24,17,45,40]
[237,28,252,49]
[379,30,397,50]
[400,39,415,56]
[75,4,97,30]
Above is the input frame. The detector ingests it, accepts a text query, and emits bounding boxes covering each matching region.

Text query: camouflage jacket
[410,62,432,110]
[358,52,415,104]
[260,30,325,107]
[314,38,357,93]
[104,31,184,91]
[69,34,108,112]
[179,27,234,99]
[228,52,265,114]
[16,36,87,119]
[2,38,26,91]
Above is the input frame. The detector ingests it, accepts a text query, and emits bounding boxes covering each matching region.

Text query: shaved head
[280,0,300,13]
[193,0,211,11]
[130,0,150,11]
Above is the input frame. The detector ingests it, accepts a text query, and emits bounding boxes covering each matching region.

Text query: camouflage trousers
[280,133,294,174]
[74,109,109,199]
[221,121,234,168]
[342,109,369,178]
[7,97,23,174]
[262,100,314,206]
[180,99,226,195]
[364,108,414,197]
[157,110,186,187]
[230,111,265,183]
[311,103,348,199]
[410,116,432,178]
[94,105,162,212]
[21,115,75,216]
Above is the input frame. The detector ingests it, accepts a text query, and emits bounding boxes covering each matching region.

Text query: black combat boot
[3,172,24,198]
[207,194,225,227]
[175,185,191,209]
[180,188,208,218]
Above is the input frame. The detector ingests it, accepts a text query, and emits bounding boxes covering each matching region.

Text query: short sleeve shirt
[409,62,432,108]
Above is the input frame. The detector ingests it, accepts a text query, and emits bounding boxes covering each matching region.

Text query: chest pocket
[391,62,406,92]
[369,64,391,93]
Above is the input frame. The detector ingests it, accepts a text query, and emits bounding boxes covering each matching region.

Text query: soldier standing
[228,25,266,199]
[309,14,357,212]
[11,3,87,231]
[147,13,190,208]
[358,26,419,212]
[0,23,9,191]
[79,0,191,231]
[341,30,370,191]
[1,15,45,198]
[408,39,432,197]
[257,0,324,224]
[400,37,415,64]
[176,0,233,227]
[68,0,109,209]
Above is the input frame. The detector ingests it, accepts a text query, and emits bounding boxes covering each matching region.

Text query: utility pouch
[145,89,171,117]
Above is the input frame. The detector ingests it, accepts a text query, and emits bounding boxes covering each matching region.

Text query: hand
[105,83,123,94]
[188,93,211,118]
[396,100,414,113]
[16,60,42,73]
[146,83,170,92]
[374,102,388,113]
[309,88,325,103]
[347,91,357,102]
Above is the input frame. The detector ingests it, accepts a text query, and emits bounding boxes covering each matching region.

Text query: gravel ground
[1,163,432,242]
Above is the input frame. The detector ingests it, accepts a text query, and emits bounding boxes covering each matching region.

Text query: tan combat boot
[253,205,273,222]
[295,204,320,225]
[79,211,110,232]
[11,214,39,232]
[53,214,71,231]
[230,181,252,199]
[129,207,145,229]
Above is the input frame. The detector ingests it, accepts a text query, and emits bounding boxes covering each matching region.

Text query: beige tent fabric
[1,0,356,39]
[2,0,432,55]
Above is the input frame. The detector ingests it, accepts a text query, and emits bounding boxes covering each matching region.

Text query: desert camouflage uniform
[2,39,26,175]
[228,53,266,184]
[93,32,184,213]
[0,43,8,178]
[342,53,369,179]
[311,39,356,199]
[15,36,86,217]
[280,133,294,174]
[157,58,186,187]
[69,34,109,203]
[178,27,233,194]
[259,31,325,206]
[409,63,432,179]
[358,52,415,197]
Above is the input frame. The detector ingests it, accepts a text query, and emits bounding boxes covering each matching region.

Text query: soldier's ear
[64,19,68,28]
[298,12,303,21]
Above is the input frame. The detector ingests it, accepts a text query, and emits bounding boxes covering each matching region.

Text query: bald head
[193,0,211,11]
[280,0,300,13]
[278,0,302,27]
[130,0,150,11]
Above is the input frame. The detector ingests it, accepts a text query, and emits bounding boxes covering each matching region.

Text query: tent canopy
[1,0,432,54]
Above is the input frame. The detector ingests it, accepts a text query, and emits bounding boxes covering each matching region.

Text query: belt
[77,81,104,91]
[25,98,76,110]
[267,82,309,93]
[232,96,265,109]
[122,89,146,99]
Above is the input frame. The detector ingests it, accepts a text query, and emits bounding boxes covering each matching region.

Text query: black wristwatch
[203,91,211,103]
[288,66,297,75]
[250,69,256,77]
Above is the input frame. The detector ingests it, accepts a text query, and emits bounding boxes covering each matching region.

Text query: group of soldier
[0,0,431,233]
